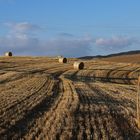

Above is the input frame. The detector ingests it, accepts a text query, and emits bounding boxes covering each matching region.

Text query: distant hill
[79,50,140,59]
[79,50,140,63]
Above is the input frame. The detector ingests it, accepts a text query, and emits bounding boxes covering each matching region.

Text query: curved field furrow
[73,81,140,139]
[0,75,56,139]
[21,76,79,140]
[69,61,139,85]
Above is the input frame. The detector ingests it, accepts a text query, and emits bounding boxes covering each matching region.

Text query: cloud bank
[95,36,137,49]
[0,22,139,57]
[0,36,93,57]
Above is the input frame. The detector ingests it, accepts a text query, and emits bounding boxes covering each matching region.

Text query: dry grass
[101,54,140,63]
[0,56,140,139]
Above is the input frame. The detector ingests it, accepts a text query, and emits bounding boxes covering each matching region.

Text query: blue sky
[0,0,140,57]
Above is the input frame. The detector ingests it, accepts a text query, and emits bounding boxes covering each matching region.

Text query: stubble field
[0,56,140,140]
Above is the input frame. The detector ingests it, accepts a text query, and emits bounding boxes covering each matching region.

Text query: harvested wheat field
[101,53,140,63]
[0,56,140,140]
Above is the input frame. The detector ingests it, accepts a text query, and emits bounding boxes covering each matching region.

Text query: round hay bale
[5,52,12,57]
[73,62,84,70]
[59,57,67,63]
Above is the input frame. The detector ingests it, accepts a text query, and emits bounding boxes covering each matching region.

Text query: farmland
[0,56,140,140]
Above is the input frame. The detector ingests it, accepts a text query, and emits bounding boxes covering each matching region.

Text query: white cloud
[42,37,93,57]
[5,22,41,33]
[0,22,94,57]
[0,36,93,57]
[4,22,41,39]
[0,35,138,57]
[95,36,137,49]
[0,22,139,57]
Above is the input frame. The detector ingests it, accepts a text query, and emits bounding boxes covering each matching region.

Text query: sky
[0,0,140,57]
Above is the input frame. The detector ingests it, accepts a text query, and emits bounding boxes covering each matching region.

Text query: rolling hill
[80,50,140,63]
